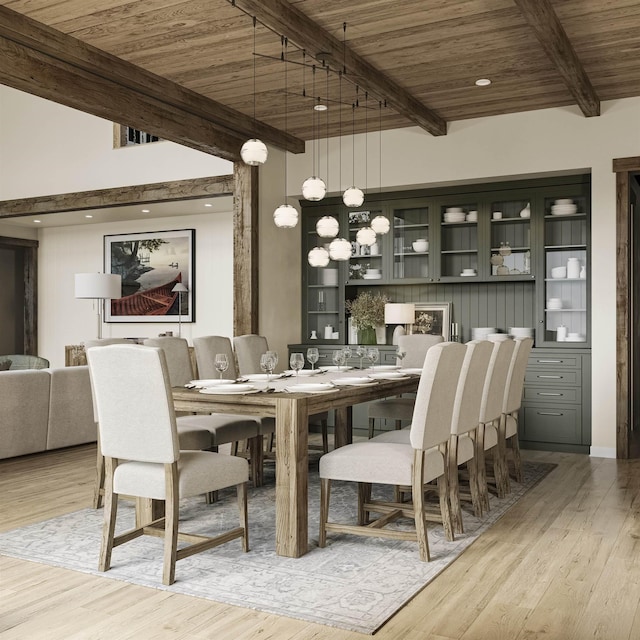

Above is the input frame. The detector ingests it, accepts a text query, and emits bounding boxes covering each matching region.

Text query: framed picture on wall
[104,229,195,323]
[413,302,452,340]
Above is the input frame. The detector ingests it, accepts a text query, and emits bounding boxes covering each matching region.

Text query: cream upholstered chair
[367,334,444,438]
[84,338,135,349]
[319,342,466,560]
[143,337,263,487]
[233,334,331,454]
[193,335,237,380]
[87,344,249,586]
[499,337,534,487]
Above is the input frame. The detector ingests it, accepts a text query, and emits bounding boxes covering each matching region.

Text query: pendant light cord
[252,16,257,135]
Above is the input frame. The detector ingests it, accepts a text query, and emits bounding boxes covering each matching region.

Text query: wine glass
[342,346,352,367]
[356,345,366,370]
[214,353,229,379]
[260,353,275,388]
[307,347,319,371]
[289,352,304,383]
[266,350,278,371]
[366,347,379,371]
[396,348,407,367]
[332,349,346,371]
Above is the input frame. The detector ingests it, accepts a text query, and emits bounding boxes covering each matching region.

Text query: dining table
[171,367,421,558]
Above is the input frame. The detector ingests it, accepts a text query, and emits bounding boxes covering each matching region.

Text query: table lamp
[384,303,415,345]
[75,273,122,339]
[172,282,189,338]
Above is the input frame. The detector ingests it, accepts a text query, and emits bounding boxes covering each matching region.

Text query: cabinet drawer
[525,369,580,385]
[529,355,579,368]
[522,406,582,444]
[524,387,580,403]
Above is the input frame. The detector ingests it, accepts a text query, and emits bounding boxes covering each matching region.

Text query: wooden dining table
[171,369,421,558]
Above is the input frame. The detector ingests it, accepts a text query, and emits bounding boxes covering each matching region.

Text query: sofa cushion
[0,370,50,459]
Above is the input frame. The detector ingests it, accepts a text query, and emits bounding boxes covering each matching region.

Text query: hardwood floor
[1,445,640,639]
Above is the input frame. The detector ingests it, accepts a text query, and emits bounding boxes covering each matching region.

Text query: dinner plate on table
[244,373,283,382]
[368,372,409,380]
[284,369,323,376]
[199,384,259,395]
[364,365,400,371]
[331,377,377,387]
[188,379,231,388]
[323,365,354,372]
[284,383,335,393]
[399,368,422,375]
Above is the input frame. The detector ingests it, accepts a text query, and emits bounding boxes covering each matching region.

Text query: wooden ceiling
[1,0,640,157]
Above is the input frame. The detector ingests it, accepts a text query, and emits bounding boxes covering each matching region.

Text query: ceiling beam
[0,6,305,156]
[513,0,600,117]
[232,0,447,136]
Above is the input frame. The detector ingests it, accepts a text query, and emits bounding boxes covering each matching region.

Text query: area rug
[0,460,554,634]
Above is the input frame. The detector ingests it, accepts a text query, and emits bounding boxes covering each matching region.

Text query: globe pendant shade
[273,204,299,228]
[308,246,330,267]
[240,139,268,166]
[329,237,351,261]
[343,186,364,207]
[356,226,377,246]
[316,216,340,238]
[371,215,390,234]
[302,176,327,201]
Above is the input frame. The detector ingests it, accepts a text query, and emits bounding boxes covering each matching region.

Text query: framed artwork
[413,302,452,340]
[104,229,195,323]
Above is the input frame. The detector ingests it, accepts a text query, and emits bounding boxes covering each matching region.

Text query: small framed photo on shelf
[413,302,452,341]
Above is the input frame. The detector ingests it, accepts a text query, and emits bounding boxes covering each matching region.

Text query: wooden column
[233,162,259,336]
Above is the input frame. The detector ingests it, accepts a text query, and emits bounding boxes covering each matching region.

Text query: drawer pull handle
[538,392,562,396]
[537,411,563,416]
[538,375,563,379]
[538,360,563,364]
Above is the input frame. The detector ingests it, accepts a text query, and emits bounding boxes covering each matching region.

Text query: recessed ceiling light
[85,214,93,219]
[475,78,491,87]
[314,104,328,111]
[141,209,150,213]
[204,203,213,207]
[33,219,41,223]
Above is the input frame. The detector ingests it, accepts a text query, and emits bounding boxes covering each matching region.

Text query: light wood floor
[1,445,640,639]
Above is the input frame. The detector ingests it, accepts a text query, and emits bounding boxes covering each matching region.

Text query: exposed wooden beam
[513,0,600,117]
[0,176,234,219]
[233,0,447,136]
[0,6,305,156]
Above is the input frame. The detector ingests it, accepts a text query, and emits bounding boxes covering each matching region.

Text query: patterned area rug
[0,460,554,634]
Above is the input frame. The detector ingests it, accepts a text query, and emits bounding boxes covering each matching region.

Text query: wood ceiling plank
[513,0,600,117]
[0,4,304,153]
[233,0,447,136]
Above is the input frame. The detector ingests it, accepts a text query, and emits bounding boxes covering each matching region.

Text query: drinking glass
[214,353,229,379]
[260,353,276,387]
[332,349,346,371]
[266,350,278,370]
[396,348,407,367]
[307,347,319,371]
[356,345,366,370]
[289,352,304,383]
[342,346,352,367]
[366,347,379,370]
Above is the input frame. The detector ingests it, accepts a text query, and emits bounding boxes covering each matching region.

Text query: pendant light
[273,36,299,228]
[328,237,351,261]
[316,215,339,237]
[308,246,330,267]
[302,61,326,201]
[343,102,364,207]
[370,98,390,234]
[241,17,268,166]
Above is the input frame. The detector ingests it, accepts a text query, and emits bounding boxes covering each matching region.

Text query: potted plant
[346,291,388,344]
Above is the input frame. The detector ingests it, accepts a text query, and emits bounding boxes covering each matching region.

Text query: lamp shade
[371,215,390,234]
[75,273,121,299]
[384,302,416,325]
[273,204,299,228]
[302,176,326,201]
[172,283,188,293]
[343,186,365,207]
[316,216,340,238]
[308,246,330,267]
[240,138,268,166]
[356,226,377,246]
[328,238,351,261]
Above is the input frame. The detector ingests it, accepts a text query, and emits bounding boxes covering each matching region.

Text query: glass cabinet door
[438,199,479,280]
[540,193,589,347]
[488,196,533,279]
[391,200,431,281]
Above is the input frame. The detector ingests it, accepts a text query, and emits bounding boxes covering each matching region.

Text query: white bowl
[509,327,534,338]
[462,268,476,274]
[555,199,573,205]
[551,266,567,278]
[412,240,429,252]
[446,207,463,213]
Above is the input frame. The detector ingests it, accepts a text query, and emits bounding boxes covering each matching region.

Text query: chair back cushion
[193,336,238,379]
[84,338,134,349]
[450,340,494,435]
[397,334,444,368]
[409,342,465,451]
[479,339,517,424]
[233,334,269,375]
[503,337,534,413]
[143,337,194,386]
[88,344,179,463]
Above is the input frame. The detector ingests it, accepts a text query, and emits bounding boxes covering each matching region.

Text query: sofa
[0,366,96,459]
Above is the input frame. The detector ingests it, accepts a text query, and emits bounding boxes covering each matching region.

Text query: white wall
[288,97,640,457]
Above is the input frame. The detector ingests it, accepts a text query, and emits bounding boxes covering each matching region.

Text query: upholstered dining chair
[367,333,444,438]
[233,334,331,454]
[498,337,534,488]
[319,342,466,561]
[143,337,263,488]
[193,335,237,380]
[87,344,249,586]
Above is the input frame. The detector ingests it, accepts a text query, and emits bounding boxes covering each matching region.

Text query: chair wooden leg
[321,419,329,454]
[162,463,179,586]
[448,441,464,534]
[368,417,376,439]
[477,426,490,513]
[510,432,524,483]
[496,415,511,497]
[98,457,119,573]
[466,456,483,518]
[412,450,430,562]
[237,482,249,552]
[358,482,372,525]
[94,438,105,509]
[437,452,454,542]
[319,478,331,548]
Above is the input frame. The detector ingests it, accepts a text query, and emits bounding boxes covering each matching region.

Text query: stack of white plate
[509,327,534,339]
[565,332,586,342]
[444,207,466,223]
[471,327,497,340]
[551,199,577,216]
[487,333,512,342]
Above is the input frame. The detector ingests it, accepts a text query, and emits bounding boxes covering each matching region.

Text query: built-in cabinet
[295,175,591,451]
